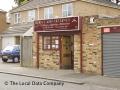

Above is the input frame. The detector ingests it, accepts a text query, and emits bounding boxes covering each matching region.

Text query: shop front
[102,26,120,77]
[34,17,82,71]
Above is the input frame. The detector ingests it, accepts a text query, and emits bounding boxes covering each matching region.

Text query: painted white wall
[2,36,15,49]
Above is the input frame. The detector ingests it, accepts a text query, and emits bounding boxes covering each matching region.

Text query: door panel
[61,36,73,69]
[103,33,120,77]
[22,37,32,67]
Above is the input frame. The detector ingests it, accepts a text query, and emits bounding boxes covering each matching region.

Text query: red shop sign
[103,26,120,33]
[34,17,81,32]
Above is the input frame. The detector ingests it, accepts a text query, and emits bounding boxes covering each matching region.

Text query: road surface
[0,73,119,90]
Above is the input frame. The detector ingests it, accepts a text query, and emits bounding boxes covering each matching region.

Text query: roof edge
[81,0,120,9]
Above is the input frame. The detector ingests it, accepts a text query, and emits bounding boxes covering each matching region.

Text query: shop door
[103,33,120,77]
[61,36,74,69]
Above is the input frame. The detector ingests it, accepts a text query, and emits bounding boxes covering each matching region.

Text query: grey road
[0,73,119,90]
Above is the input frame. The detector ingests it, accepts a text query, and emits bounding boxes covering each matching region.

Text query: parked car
[1,45,20,62]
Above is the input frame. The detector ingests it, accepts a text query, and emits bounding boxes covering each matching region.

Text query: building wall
[81,16,120,74]
[32,0,120,74]
[32,32,37,67]
[38,1,120,19]
[20,11,28,23]
[10,9,37,25]
[39,35,60,69]
[32,33,82,70]
[33,16,120,74]
[74,34,81,72]
[0,11,7,32]
[74,1,120,16]
[32,33,60,69]
[82,16,102,74]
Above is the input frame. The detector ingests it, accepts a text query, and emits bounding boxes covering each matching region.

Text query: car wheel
[2,59,8,62]
[13,57,19,62]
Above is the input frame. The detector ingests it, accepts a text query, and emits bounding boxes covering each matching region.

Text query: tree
[116,0,120,4]
[14,0,30,6]
[110,0,120,5]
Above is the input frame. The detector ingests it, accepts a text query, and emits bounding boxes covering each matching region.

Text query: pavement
[0,61,120,89]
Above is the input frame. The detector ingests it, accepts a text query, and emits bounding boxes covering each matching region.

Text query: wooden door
[61,36,73,69]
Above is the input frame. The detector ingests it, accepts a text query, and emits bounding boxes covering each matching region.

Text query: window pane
[44,8,48,19]
[44,7,53,19]
[51,36,59,49]
[62,3,73,17]
[14,13,20,24]
[43,36,59,50]
[28,10,35,22]
[43,37,51,49]
[44,37,50,45]
[68,3,72,16]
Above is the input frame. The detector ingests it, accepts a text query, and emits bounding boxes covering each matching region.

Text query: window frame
[44,7,53,19]
[14,13,21,24]
[28,10,36,22]
[62,3,73,17]
[42,36,60,50]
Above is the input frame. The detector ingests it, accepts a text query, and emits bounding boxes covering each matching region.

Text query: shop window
[43,36,59,50]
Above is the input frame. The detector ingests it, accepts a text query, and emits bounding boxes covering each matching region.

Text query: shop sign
[103,26,120,33]
[103,28,110,33]
[34,17,81,32]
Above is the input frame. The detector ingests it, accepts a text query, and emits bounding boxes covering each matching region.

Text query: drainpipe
[20,36,22,66]
[80,17,83,73]
[36,32,39,68]
[37,6,40,20]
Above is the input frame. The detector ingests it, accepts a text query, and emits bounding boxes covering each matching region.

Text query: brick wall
[32,33,60,69]
[74,34,81,72]
[81,16,120,74]
[82,16,102,74]
[32,16,120,75]
[32,32,37,68]
[38,35,60,69]
[0,11,7,32]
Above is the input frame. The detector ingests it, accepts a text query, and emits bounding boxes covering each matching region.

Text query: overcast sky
[0,0,16,12]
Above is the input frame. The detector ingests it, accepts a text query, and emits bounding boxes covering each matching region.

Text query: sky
[0,0,16,12]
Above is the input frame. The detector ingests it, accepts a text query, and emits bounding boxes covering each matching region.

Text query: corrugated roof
[0,22,33,36]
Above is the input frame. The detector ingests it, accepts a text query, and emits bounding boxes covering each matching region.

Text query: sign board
[34,17,81,32]
[103,26,120,33]
[103,28,110,33]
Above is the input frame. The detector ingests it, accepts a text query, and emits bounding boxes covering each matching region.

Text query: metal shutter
[103,33,120,77]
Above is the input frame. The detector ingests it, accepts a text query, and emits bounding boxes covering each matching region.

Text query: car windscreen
[3,46,14,52]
